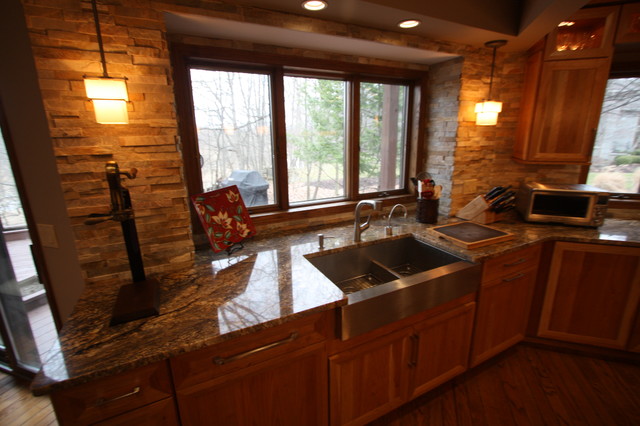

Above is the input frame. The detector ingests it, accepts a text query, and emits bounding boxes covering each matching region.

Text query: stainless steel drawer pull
[95,386,140,406]
[503,258,527,267]
[213,331,299,366]
[503,273,525,282]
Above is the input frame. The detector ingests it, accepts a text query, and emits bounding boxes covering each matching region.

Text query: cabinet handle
[213,331,299,365]
[503,258,527,267]
[95,386,140,406]
[408,334,419,368]
[502,273,525,283]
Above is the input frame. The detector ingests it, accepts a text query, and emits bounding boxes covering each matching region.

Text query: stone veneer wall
[21,0,583,284]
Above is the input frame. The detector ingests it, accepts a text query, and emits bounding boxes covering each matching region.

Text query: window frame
[170,43,426,234]
[582,73,640,211]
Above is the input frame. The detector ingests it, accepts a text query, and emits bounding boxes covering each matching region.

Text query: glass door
[0,115,57,376]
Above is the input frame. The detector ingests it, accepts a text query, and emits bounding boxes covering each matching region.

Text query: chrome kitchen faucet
[354,200,382,242]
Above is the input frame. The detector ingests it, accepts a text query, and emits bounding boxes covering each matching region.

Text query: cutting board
[429,221,514,249]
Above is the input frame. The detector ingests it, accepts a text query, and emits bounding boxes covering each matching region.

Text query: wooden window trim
[170,43,426,234]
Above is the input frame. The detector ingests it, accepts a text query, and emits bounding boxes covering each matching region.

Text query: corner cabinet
[513,5,618,165]
[538,242,640,350]
[328,297,475,426]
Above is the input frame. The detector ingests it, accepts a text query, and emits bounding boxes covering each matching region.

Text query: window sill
[251,194,417,229]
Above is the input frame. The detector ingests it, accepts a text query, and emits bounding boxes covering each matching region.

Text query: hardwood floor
[0,344,638,425]
[0,372,56,425]
[370,344,640,426]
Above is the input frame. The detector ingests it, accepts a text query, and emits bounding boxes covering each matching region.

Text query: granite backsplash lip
[31,217,640,394]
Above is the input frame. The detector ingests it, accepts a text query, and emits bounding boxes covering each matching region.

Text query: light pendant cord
[91,0,109,78]
[484,40,507,100]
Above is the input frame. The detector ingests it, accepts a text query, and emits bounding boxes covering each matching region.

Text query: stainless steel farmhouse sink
[306,236,481,339]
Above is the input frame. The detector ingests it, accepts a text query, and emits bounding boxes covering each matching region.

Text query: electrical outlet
[37,223,59,248]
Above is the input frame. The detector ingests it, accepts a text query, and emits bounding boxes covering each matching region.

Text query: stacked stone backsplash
[24,0,194,286]
[22,0,584,284]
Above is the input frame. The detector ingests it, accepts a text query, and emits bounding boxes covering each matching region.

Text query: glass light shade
[92,100,129,124]
[84,78,129,124]
[475,100,502,125]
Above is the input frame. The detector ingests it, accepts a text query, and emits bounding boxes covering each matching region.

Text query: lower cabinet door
[329,329,411,426]
[176,343,327,426]
[470,269,537,366]
[409,302,475,399]
[538,242,640,349]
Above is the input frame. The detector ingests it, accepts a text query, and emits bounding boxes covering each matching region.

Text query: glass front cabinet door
[544,6,619,60]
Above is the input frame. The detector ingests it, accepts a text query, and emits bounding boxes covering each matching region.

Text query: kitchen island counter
[31,216,640,394]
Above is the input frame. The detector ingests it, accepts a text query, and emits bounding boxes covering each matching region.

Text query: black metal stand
[110,278,160,326]
[87,161,160,326]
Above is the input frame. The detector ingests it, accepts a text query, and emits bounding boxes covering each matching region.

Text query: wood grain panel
[539,242,640,349]
[471,267,538,366]
[50,361,173,426]
[329,329,410,426]
[177,343,327,426]
[410,302,475,399]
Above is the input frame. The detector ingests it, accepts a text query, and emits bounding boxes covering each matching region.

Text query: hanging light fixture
[84,0,129,124]
[475,40,507,126]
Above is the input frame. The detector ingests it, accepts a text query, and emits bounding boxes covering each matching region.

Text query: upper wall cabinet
[514,5,623,165]
[544,6,619,60]
[616,2,640,44]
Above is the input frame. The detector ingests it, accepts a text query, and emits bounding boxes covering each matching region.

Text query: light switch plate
[37,223,59,248]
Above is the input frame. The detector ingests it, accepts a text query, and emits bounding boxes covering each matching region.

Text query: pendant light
[475,40,507,126]
[84,0,129,124]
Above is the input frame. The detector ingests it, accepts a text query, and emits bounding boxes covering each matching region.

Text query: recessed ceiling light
[302,1,327,11]
[558,21,575,27]
[398,19,421,29]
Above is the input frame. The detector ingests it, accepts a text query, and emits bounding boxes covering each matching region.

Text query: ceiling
[165,0,592,64]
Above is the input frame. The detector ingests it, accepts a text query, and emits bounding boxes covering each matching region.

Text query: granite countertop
[31,216,640,394]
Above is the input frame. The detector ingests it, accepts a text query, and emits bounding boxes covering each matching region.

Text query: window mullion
[272,67,290,210]
[347,77,360,199]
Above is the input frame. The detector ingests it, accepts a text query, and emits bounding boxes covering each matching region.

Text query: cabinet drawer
[171,311,329,390]
[482,244,541,283]
[50,361,173,425]
[93,397,179,426]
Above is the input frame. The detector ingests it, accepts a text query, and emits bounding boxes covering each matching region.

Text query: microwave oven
[516,182,609,227]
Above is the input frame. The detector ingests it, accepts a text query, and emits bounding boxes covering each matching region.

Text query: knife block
[456,195,502,224]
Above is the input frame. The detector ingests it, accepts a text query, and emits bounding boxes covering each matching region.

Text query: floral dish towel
[191,185,256,253]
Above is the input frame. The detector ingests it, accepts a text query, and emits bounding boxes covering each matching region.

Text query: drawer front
[482,244,541,283]
[93,397,179,426]
[51,361,173,425]
[171,311,329,390]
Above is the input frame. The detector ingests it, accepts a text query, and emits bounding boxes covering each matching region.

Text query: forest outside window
[182,57,415,217]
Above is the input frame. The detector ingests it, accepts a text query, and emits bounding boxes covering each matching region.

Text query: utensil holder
[416,198,439,224]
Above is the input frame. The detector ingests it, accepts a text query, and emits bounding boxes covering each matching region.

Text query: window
[173,45,421,224]
[588,77,640,195]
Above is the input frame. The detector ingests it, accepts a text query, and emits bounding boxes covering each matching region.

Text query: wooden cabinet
[329,328,410,426]
[329,298,475,426]
[409,302,475,399]
[514,5,618,165]
[544,6,619,60]
[538,242,640,350]
[50,361,176,426]
[171,311,329,426]
[615,2,640,44]
[514,55,611,164]
[470,245,541,366]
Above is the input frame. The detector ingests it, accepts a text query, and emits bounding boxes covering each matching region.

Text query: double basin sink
[306,236,480,339]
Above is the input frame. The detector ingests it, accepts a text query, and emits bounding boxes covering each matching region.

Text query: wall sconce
[84,0,129,124]
[475,40,507,126]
